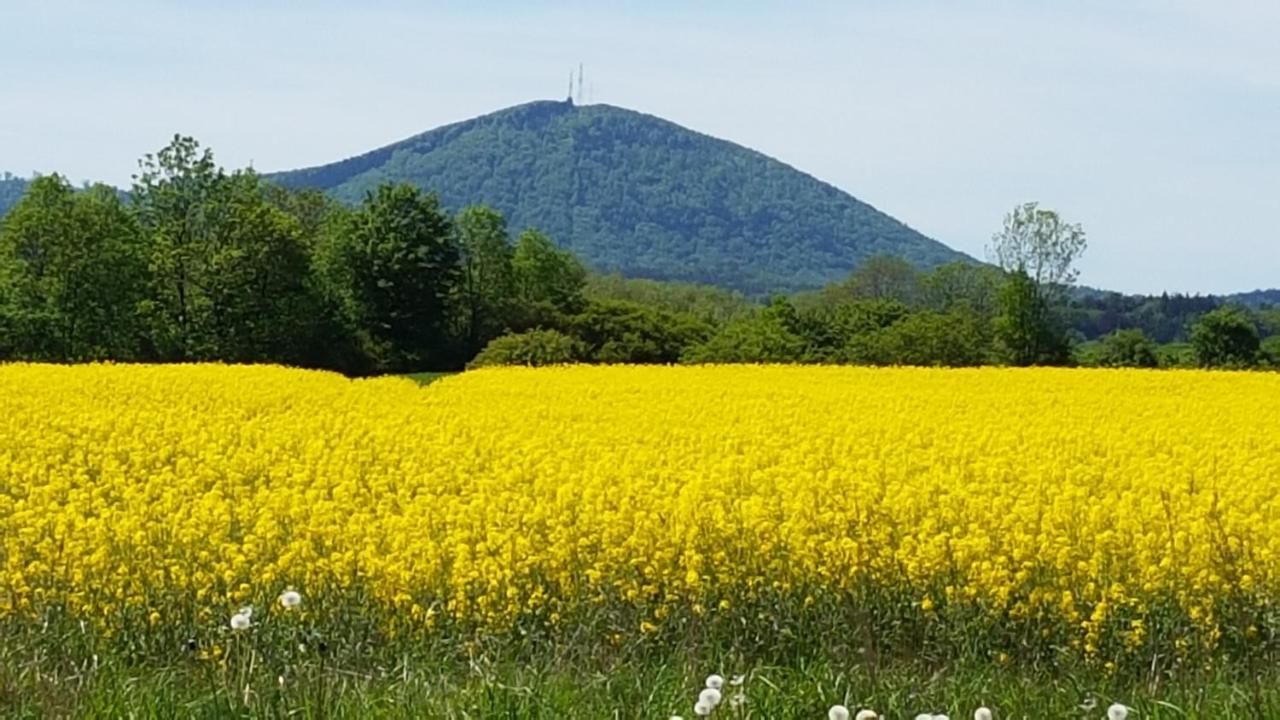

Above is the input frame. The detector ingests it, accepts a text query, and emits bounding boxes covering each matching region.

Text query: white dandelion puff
[856,710,879,720]
[694,700,713,716]
[279,589,302,609]
[699,687,722,708]
[705,674,724,690]
[1107,704,1129,720]
[975,708,993,720]
[229,611,251,631]
[828,705,851,720]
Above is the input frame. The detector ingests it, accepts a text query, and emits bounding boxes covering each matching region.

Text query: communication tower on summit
[578,63,584,104]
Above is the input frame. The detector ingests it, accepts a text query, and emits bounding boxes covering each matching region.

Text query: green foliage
[921,261,1004,317]
[469,328,583,368]
[454,205,516,357]
[568,300,711,364]
[1190,305,1261,369]
[512,229,586,314]
[994,270,1071,366]
[318,183,460,372]
[1261,335,1280,369]
[132,137,325,364]
[269,100,970,295]
[988,202,1087,294]
[0,176,146,360]
[847,308,991,367]
[585,273,751,325]
[684,297,807,363]
[1091,329,1161,368]
[816,255,924,307]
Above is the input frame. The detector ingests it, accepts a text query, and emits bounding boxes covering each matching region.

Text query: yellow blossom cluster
[1,363,1277,652]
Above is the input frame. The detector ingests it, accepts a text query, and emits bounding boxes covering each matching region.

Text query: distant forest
[0,140,1276,373]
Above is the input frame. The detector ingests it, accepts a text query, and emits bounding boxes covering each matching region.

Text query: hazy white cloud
[1,0,1276,293]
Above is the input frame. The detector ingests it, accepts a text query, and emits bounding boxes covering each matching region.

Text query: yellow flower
[0,363,1275,661]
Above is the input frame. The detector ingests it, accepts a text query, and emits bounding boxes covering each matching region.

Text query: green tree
[0,176,146,361]
[1093,329,1160,368]
[585,273,751,325]
[455,206,515,357]
[320,183,460,372]
[1261,335,1280,369]
[684,297,806,363]
[468,328,583,368]
[847,308,990,367]
[132,138,322,363]
[1190,306,1260,369]
[568,300,710,364]
[512,230,586,314]
[988,202,1087,294]
[921,262,1003,317]
[987,203,1086,366]
[993,270,1070,366]
[797,299,909,362]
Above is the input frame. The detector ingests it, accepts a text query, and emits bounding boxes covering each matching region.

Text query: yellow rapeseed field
[1,363,1277,659]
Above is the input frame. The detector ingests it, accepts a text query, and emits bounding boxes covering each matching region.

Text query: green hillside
[270,99,971,294]
[0,175,30,218]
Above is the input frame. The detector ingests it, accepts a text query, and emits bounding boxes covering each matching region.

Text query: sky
[1,1,1277,294]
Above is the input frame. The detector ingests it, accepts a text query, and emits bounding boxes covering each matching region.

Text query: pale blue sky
[1,1,1277,294]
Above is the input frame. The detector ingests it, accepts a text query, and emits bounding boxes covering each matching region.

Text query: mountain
[1227,289,1280,308]
[0,175,30,218]
[270,99,971,294]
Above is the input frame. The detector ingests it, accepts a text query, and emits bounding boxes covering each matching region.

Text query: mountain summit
[270,100,970,294]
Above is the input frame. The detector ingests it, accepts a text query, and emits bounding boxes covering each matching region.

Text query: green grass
[3,608,1278,719]
[3,650,1279,718]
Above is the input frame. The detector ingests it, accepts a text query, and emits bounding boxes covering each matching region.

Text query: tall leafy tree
[512,229,586,315]
[921,262,1003,317]
[988,202,1086,366]
[1190,305,1260,369]
[132,136,321,363]
[994,270,1071,366]
[454,205,515,357]
[1094,328,1160,368]
[320,184,460,372]
[988,202,1087,295]
[684,296,806,363]
[0,176,146,360]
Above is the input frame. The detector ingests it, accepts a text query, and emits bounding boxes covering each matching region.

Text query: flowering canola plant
[1,363,1277,659]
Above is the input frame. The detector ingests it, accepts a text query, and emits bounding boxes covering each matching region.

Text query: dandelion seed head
[828,705,851,720]
[705,674,724,690]
[279,589,302,609]
[856,710,879,720]
[975,708,993,720]
[1107,704,1128,720]
[229,612,251,631]
[699,687,722,707]
[694,700,713,716]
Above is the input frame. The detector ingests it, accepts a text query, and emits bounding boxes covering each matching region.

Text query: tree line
[1,137,1276,373]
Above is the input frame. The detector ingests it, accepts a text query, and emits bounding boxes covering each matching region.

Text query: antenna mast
[578,63,584,104]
